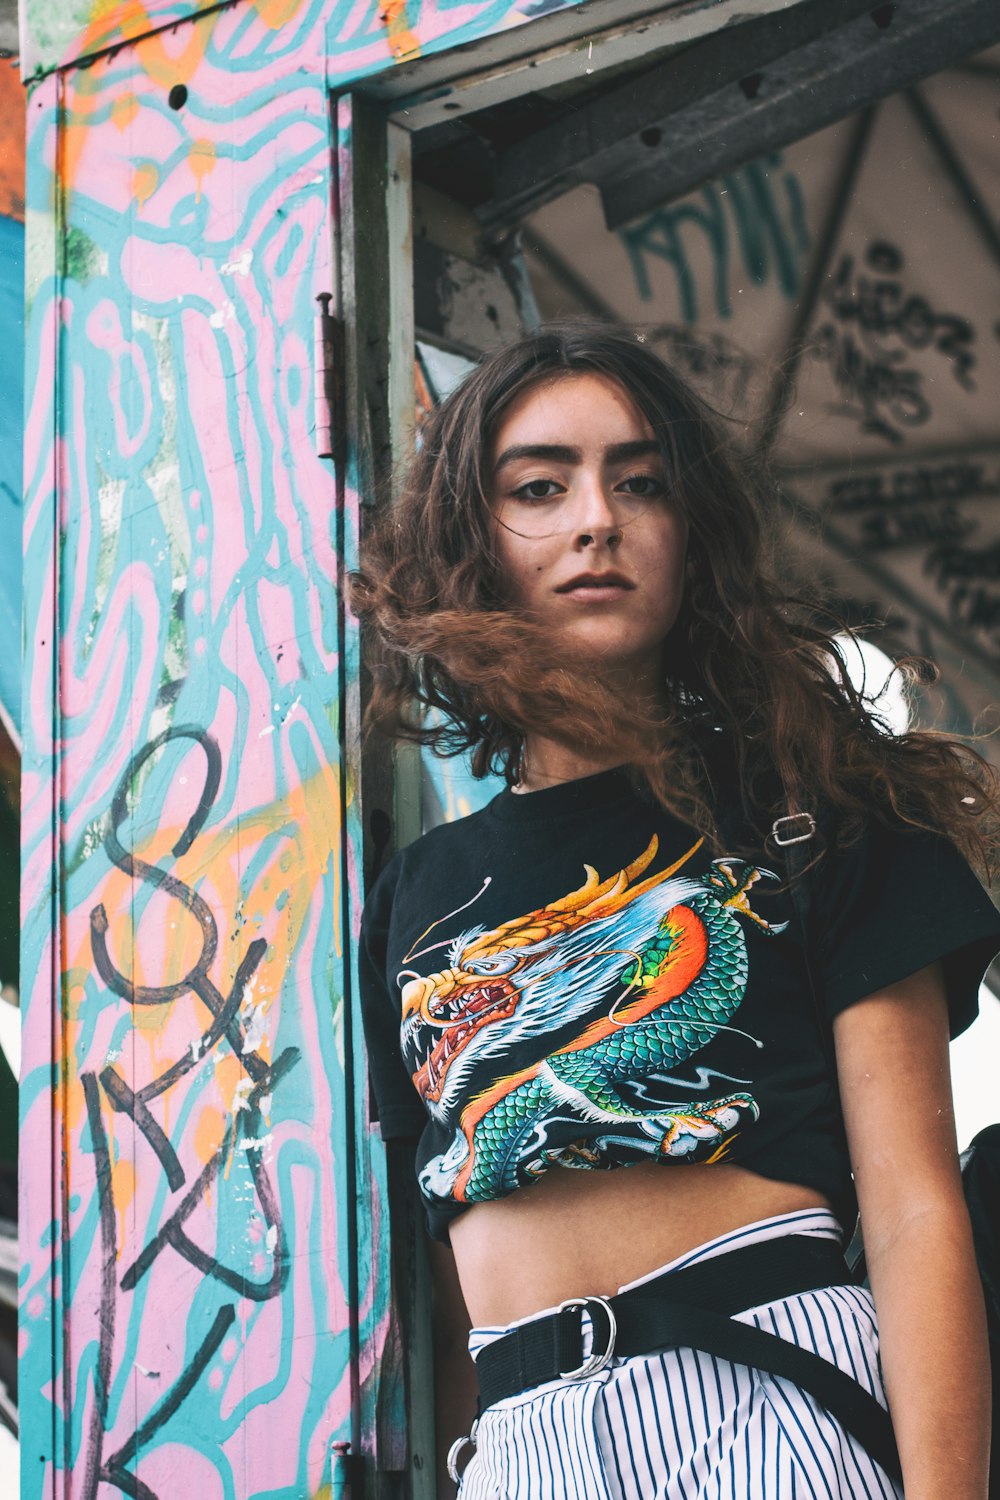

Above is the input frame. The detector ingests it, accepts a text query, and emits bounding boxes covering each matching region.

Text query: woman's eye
[513,479,561,502]
[618,472,666,497]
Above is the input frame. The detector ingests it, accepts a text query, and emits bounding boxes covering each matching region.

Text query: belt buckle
[771,812,816,846]
[557,1295,618,1380]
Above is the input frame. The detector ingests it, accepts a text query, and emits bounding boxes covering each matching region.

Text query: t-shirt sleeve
[814,814,1000,1038]
[358,856,426,1140]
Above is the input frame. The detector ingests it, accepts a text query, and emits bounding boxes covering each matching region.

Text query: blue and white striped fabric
[458,1209,903,1499]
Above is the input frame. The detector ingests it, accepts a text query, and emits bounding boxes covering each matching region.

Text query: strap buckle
[557,1295,618,1380]
[771,812,816,846]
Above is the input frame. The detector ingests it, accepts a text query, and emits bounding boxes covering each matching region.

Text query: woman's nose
[572,473,621,548]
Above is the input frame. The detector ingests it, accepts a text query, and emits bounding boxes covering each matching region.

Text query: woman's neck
[515,735,625,793]
[515,657,669,792]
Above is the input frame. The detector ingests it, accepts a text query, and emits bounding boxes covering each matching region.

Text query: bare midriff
[449,1162,832,1327]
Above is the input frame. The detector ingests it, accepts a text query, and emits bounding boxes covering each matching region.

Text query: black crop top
[359,767,1000,1242]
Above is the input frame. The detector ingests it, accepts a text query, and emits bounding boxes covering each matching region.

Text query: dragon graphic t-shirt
[359,767,1000,1242]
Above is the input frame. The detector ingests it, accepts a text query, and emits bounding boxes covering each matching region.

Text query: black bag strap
[475,1236,902,1484]
[631,1303,902,1485]
[770,809,828,1060]
[772,803,865,1264]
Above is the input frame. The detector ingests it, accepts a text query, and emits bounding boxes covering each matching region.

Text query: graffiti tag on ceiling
[646,324,758,409]
[809,241,977,444]
[826,460,1000,512]
[926,538,1000,650]
[823,459,1000,552]
[620,152,810,324]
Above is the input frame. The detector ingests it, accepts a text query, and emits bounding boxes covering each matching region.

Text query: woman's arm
[834,961,991,1500]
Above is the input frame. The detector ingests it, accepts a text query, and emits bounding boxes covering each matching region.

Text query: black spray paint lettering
[824,242,976,386]
[926,542,1000,646]
[859,504,976,552]
[647,324,757,408]
[81,725,300,1500]
[827,461,1000,514]
[927,539,1000,587]
[810,241,977,443]
[810,321,928,445]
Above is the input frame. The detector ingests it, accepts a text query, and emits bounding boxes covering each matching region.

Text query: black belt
[474,1236,902,1485]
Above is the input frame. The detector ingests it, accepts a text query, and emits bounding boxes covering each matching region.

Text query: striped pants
[457,1210,904,1500]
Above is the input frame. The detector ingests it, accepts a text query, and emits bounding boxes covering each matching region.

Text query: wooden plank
[375,0,814,130]
[19,68,64,1500]
[336,90,435,1500]
[21,26,353,1499]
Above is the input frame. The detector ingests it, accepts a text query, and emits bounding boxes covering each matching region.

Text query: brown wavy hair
[349,321,999,873]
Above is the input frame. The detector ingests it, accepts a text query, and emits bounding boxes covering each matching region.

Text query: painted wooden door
[18,15,392,1498]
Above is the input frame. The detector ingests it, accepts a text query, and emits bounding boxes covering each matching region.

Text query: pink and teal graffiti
[19,2,585,1497]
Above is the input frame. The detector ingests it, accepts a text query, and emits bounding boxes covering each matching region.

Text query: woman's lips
[560,584,631,602]
[555,572,635,602]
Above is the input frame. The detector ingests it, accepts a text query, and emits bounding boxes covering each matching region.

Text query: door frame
[331,5,1000,1493]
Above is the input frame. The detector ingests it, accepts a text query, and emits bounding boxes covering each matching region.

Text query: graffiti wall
[0,53,23,748]
[19,3,593,1499]
[21,12,351,1497]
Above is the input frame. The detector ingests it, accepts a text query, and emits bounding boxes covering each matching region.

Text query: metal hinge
[331,1439,358,1497]
[314,292,343,461]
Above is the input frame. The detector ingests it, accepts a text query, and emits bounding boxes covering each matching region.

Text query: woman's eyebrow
[493,439,661,472]
[605,439,662,463]
[493,443,579,471]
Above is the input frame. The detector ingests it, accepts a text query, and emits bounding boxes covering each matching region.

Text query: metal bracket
[771,812,817,846]
[314,292,343,461]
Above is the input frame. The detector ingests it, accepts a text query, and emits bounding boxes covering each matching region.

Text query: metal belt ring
[446,1419,479,1485]
[557,1294,618,1380]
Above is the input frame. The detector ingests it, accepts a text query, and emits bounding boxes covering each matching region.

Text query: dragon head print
[398,836,746,1121]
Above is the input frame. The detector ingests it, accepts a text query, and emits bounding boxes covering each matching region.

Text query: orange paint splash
[132,160,159,211]
[194,1104,227,1166]
[65,757,344,1219]
[250,0,307,30]
[110,93,140,133]
[380,1,421,62]
[214,1053,243,1106]
[58,7,219,197]
[188,138,217,202]
[111,1156,136,1257]
[123,4,215,90]
[195,1103,230,1205]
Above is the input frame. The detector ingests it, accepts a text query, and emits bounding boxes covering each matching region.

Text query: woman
[352,323,999,1498]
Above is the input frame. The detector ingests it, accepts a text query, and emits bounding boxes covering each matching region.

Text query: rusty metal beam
[481,0,1000,234]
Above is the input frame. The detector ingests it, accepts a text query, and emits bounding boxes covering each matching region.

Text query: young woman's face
[488,372,689,688]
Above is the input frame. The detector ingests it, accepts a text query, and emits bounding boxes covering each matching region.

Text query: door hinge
[314,292,343,461]
[331,1439,359,1497]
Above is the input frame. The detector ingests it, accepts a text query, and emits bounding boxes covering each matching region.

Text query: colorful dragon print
[397,836,787,1204]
